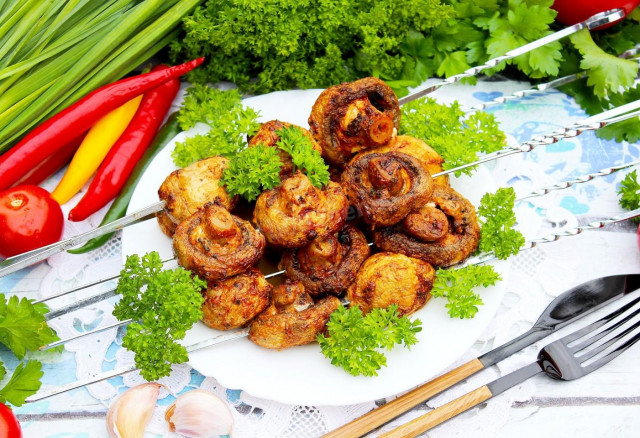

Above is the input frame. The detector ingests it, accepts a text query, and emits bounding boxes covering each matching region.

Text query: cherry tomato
[0,185,63,259]
[0,403,22,438]
[552,0,640,28]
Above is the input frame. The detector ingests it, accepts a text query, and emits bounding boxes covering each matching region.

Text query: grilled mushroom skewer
[39,146,640,327]
[30,207,640,402]
[2,77,638,278]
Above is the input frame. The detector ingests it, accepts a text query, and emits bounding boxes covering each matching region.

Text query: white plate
[122,89,509,406]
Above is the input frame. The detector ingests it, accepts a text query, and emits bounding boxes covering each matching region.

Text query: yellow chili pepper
[51,95,143,205]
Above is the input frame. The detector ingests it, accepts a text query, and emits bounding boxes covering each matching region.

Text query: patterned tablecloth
[2,77,639,438]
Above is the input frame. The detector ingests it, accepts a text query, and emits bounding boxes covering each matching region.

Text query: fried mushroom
[373,186,481,267]
[201,268,272,331]
[248,280,341,349]
[370,135,449,187]
[253,172,349,248]
[248,120,323,179]
[279,224,370,296]
[157,156,237,237]
[309,77,400,167]
[341,151,433,227]
[173,202,265,281]
[346,252,434,316]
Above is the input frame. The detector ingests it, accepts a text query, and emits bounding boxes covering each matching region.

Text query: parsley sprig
[478,187,526,259]
[221,126,330,201]
[433,266,502,319]
[113,252,206,381]
[220,145,283,201]
[172,86,261,167]
[317,304,422,377]
[618,170,640,223]
[400,98,506,176]
[274,127,330,188]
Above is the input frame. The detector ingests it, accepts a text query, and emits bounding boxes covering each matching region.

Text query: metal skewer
[37,103,640,327]
[0,17,630,279]
[4,96,640,282]
[28,206,640,402]
[0,201,164,277]
[432,99,640,178]
[516,159,640,202]
[40,158,640,350]
[398,9,625,105]
[462,45,640,114]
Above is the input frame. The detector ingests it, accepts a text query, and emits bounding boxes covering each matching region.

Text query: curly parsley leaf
[113,252,206,381]
[220,145,283,202]
[171,0,453,94]
[220,127,330,202]
[400,98,506,176]
[275,126,330,188]
[477,187,525,259]
[432,265,501,319]
[0,295,59,359]
[0,361,43,407]
[317,304,422,376]
[172,86,261,167]
[618,169,640,223]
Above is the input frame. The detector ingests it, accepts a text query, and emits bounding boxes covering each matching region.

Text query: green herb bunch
[170,0,453,94]
[173,88,330,201]
[220,126,330,201]
[113,252,206,381]
[171,1,640,142]
[318,304,422,376]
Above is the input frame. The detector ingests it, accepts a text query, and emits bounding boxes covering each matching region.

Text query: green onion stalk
[0,0,203,154]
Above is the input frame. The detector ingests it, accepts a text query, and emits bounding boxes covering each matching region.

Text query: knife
[322,273,640,438]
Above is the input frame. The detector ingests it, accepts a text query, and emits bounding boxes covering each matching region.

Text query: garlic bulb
[165,389,234,437]
[106,382,163,438]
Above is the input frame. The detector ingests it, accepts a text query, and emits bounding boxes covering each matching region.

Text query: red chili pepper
[10,134,83,188]
[0,58,204,191]
[68,66,180,221]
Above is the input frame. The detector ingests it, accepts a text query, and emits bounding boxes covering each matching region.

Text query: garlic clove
[106,382,163,438]
[165,389,234,437]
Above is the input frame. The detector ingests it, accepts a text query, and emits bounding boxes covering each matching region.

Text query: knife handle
[321,358,484,438]
[379,385,494,438]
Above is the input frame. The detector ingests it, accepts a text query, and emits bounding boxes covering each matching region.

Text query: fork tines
[565,296,640,373]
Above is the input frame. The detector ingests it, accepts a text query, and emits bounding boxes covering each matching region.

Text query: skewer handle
[322,359,485,438]
[378,386,494,438]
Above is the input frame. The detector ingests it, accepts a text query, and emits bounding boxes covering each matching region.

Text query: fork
[379,296,640,438]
